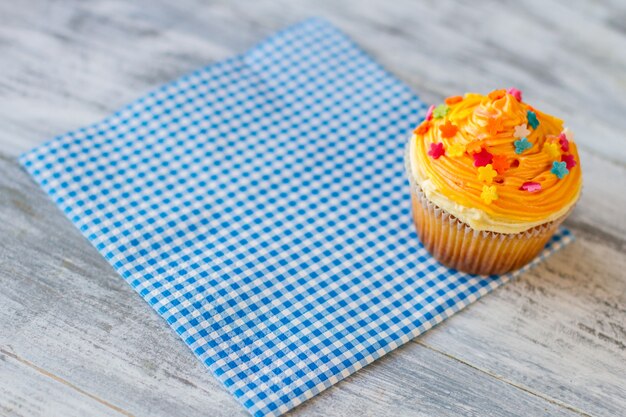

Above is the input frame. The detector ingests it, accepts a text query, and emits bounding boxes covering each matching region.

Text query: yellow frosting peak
[409,90,582,233]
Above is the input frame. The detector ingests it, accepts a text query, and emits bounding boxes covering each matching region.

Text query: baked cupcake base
[410,183,566,275]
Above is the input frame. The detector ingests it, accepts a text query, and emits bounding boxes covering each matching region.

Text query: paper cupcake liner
[409,185,566,275]
[404,141,567,274]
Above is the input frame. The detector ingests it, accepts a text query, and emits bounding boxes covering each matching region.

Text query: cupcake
[406,89,582,275]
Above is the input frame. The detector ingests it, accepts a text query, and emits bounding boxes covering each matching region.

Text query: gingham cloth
[20,18,572,417]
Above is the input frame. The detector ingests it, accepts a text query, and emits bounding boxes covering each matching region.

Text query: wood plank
[0,153,247,417]
[289,342,582,417]
[1,0,626,162]
[0,349,125,417]
[418,224,626,416]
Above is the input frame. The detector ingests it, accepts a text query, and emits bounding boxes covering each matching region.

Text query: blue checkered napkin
[20,18,573,417]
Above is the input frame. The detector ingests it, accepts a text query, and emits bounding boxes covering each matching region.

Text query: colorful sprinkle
[558,132,569,152]
[481,185,499,204]
[507,88,523,102]
[447,143,466,158]
[514,137,532,154]
[520,181,542,192]
[513,124,531,138]
[491,154,510,174]
[425,104,435,121]
[544,142,560,159]
[527,110,539,129]
[485,116,504,136]
[433,104,449,119]
[445,96,463,105]
[414,121,430,135]
[473,148,493,167]
[563,127,574,142]
[550,161,569,179]
[488,89,506,100]
[466,140,484,154]
[439,120,458,138]
[428,142,445,159]
[561,154,577,170]
[477,164,497,184]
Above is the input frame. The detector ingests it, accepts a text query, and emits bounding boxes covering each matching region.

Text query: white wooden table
[1,1,625,416]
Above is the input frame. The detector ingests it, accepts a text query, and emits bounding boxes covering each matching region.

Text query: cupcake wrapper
[410,185,566,275]
[405,141,567,275]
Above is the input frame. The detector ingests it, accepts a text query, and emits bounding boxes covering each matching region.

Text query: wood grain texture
[0,350,124,417]
[1,0,624,416]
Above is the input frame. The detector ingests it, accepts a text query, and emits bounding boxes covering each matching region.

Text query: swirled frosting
[408,89,582,234]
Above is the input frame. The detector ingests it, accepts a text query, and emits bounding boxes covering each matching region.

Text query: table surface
[1,1,625,416]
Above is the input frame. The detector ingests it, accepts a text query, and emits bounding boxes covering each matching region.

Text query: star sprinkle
[425,104,435,121]
[473,148,493,167]
[414,121,430,135]
[550,161,569,179]
[558,132,569,152]
[428,142,445,159]
[544,142,560,159]
[433,104,449,119]
[561,154,577,170]
[466,140,484,154]
[488,89,506,100]
[520,181,542,192]
[513,124,531,138]
[491,154,510,174]
[514,137,532,154]
[445,95,463,105]
[527,110,539,129]
[477,164,497,184]
[507,88,523,101]
[485,116,504,136]
[481,185,498,204]
[447,142,466,158]
[439,120,458,138]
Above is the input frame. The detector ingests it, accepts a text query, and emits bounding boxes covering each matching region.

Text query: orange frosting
[411,91,582,224]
